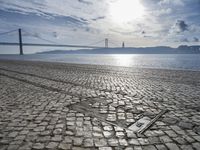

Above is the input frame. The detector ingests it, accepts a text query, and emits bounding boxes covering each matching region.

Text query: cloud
[180,38,189,42]
[151,8,172,16]
[159,0,185,6]
[92,16,105,21]
[52,32,58,38]
[171,20,189,33]
[109,29,136,35]
[193,37,199,42]
[176,20,188,32]
[78,0,93,5]
[177,37,200,43]
[0,0,106,21]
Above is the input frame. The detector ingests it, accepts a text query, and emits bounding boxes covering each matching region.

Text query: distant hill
[37,45,200,54]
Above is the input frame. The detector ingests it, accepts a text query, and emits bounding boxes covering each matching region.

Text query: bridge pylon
[105,38,108,48]
[18,29,23,55]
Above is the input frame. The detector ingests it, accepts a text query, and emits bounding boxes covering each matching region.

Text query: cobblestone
[0,60,200,149]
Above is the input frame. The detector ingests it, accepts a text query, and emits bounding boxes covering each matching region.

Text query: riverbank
[0,60,200,149]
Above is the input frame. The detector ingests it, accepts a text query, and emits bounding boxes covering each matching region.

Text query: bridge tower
[18,29,23,55]
[122,42,125,48]
[105,38,108,48]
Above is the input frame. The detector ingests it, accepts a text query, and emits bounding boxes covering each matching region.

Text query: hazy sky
[0,0,199,54]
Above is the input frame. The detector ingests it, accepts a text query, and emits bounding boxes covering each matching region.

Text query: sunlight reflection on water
[1,54,200,71]
[113,54,135,66]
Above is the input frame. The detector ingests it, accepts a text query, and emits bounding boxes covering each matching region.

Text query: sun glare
[113,55,134,66]
[109,0,145,24]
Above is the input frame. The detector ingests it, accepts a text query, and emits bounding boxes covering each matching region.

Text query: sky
[0,0,199,54]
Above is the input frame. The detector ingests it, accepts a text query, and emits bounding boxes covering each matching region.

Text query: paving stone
[180,145,194,150]
[119,139,128,146]
[166,143,180,150]
[99,147,112,150]
[159,136,173,143]
[103,131,113,138]
[134,146,143,150]
[46,142,59,149]
[116,132,125,138]
[53,128,63,135]
[73,137,83,146]
[58,143,71,150]
[193,126,200,133]
[179,121,193,129]
[148,137,160,144]
[155,144,168,150]
[142,145,157,150]
[7,145,19,150]
[94,138,107,147]
[165,130,178,138]
[20,130,29,135]
[173,137,187,144]
[193,135,200,142]
[183,135,195,143]
[114,127,123,132]
[108,138,119,146]
[66,130,74,135]
[51,135,62,142]
[32,143,45,150]
[93,132,104,138]
[103,126,113,131]
[34,126,45,132]
[10,140,23,145]
[18,145,32,150]
[163,117,178,125]
[192,142,200,150]
[83,138,94,147]
[72,147,90,150]
[15,135,26,140]
[126,131,137,138]
[8,132,18,138]
[138,138,149,145]
[128,139,140,145]
[124,147,133,150]
[0,145,7,150]
[37,136,50,142]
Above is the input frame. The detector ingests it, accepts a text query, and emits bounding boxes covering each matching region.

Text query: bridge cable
[0,29,18,37]
[22,29,58,44]
[87,39,105,46]
[109,41,119,47]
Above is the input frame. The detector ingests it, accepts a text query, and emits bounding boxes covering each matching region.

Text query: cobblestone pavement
[0,60,200,150]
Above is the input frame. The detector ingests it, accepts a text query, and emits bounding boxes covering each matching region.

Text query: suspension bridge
[0,29,121,55]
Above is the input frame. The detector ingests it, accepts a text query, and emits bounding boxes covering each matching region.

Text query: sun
[109,0,145,24]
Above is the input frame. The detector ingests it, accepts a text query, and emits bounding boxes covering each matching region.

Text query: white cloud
[151,8,172,16]
[159,0,185,6]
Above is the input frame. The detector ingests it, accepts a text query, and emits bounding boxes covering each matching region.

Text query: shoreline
[1,58,200,73]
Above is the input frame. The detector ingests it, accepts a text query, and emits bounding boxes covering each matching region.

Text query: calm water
[0,54,200,71]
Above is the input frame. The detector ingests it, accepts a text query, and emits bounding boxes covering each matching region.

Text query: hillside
[37,45,200,54]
